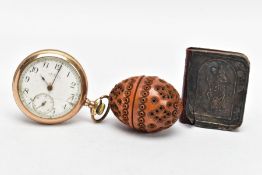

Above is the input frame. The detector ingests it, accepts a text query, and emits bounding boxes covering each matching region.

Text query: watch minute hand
[47,64,63,91]
[51,64,63,86]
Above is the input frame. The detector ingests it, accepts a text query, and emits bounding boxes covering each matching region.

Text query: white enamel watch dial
[19,56,81,118]
[13,50,88,124]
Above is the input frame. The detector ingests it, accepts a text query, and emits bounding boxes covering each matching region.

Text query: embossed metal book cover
[180,47,250,130]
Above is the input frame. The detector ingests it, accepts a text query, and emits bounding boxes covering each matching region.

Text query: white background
[0,0,261,175]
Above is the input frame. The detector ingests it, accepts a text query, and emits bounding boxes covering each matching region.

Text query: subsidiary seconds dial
[19,56,82,119]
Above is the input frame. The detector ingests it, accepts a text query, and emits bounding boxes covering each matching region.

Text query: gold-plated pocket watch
[13,49,109,124]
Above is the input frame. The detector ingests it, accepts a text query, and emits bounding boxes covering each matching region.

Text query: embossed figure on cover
[180,48,250,130]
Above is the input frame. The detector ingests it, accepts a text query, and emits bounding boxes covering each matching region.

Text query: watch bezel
[12,49,88,124]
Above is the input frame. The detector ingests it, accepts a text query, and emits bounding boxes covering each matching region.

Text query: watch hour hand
[40,75,49,86]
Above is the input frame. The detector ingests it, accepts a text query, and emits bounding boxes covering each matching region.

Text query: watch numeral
[67,72,71,77]
[68,102,74,106]
[70,82,76,88]
[25,76,30,82]
[52,108,56,115]
[68,94,75,101]
[55,64,62,70]
[43,62,49,69]
[30,66,39,73]
[23,88,29,94]
[64,104,67,109]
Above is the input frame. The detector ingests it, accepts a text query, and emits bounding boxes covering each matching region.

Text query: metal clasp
[85,95,110,123]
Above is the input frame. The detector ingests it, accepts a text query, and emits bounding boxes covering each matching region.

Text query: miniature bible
[180,48,250,131]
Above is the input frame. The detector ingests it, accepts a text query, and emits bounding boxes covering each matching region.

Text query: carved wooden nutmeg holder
[109,76,183,133]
